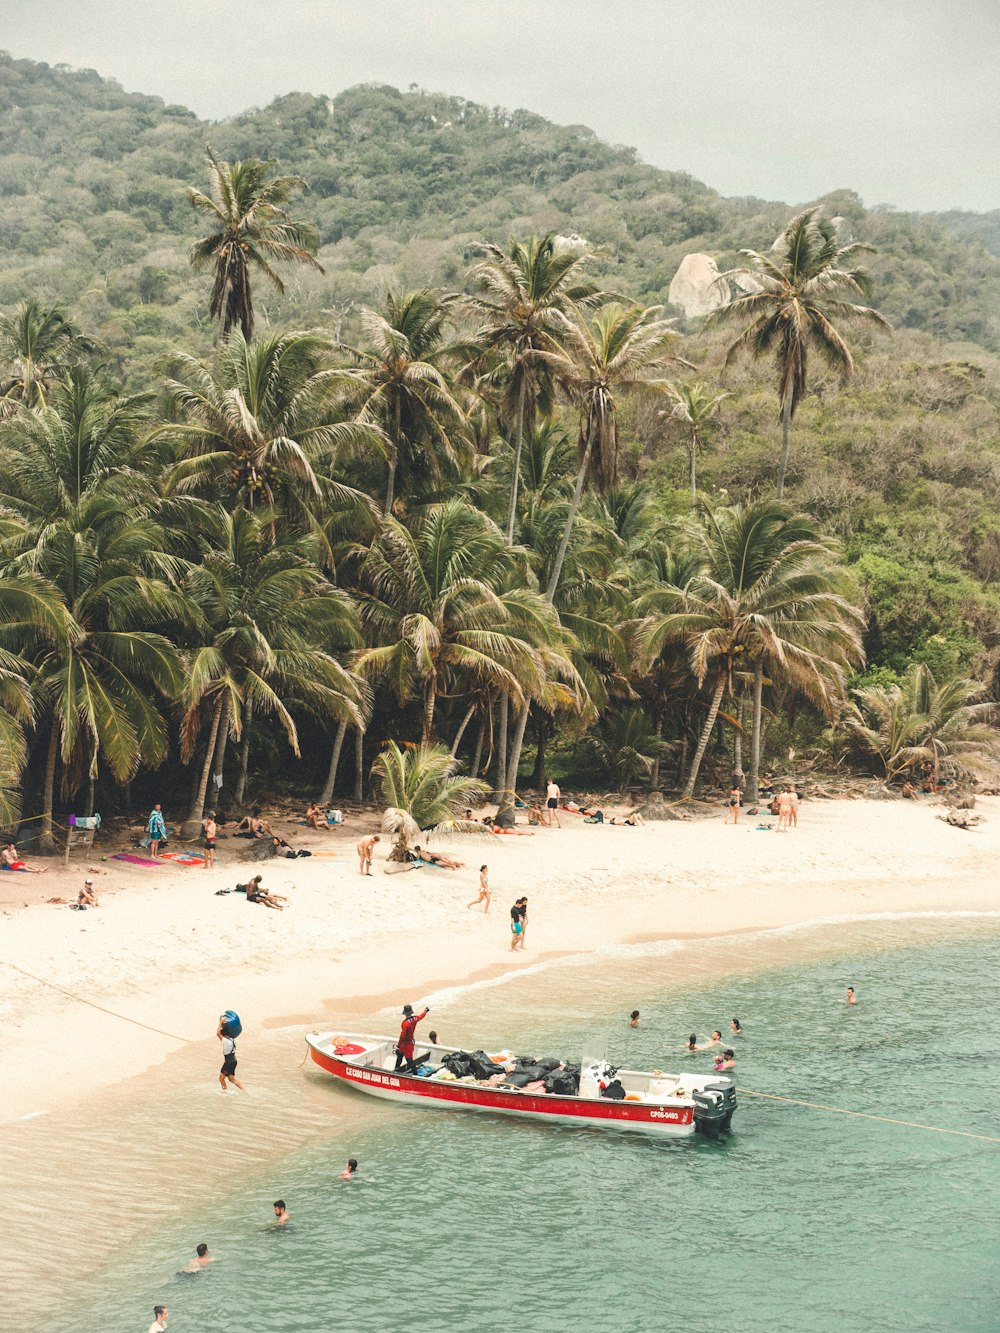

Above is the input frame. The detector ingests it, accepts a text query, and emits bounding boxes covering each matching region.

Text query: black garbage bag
[441,1051,476,1078]
[600,1079,626,1100]
[544,1069,580,1095]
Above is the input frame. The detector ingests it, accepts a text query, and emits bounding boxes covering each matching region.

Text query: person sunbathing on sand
[609,811,645,826]
[413,846,464,869]
[1,842,47,872]
[488,823,534,837]
[236,808,272,838]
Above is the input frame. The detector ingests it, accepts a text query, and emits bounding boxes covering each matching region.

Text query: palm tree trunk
[682,673,727,799]
[422,671,437,746]
[650,717,663,789]
[776,397,792,500]
[320,718,348,805]
[531,718,547,790]
[470,717,485,780]
[495,694,509,797]
[353,726,365,803]
[211,694,231,805]
[690,427,698,508]
[504,380,526,543]
[235,697,253,805]
[747,661,765,802]
[504,700,531,813]
[545,442,591,602]
[734,696,744,775]
[183,696,223,835]
[385,396,401,513]
[450,703,476,758]
[39,716,59,852]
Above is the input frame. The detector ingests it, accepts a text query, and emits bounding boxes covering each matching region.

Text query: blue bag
[220,1010,242,1038]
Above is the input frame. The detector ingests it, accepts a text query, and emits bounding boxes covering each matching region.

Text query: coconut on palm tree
[637,500,864,798]
[187,148,325,341]
[711,208,890,498]
[373,740,490,860]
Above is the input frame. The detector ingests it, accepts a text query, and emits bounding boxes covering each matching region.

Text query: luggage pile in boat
[432,1049,581,1095]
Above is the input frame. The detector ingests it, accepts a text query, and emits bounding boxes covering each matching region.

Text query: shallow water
[18,915,1000,1331]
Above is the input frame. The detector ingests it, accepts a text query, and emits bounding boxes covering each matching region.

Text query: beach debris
[938,808,984,829]
[863,781,899,800]
[637,792,688,820]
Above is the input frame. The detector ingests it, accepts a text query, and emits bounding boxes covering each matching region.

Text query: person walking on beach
[467,864,491,913]
[510,898,527,951]
[787,785,800,828]
[147,803,167,856]
[724,784,741,825]
[149,1306,168,1332]
[203,812,217,869]
[516,896,528,948]
[395,1003,429,1073]
[776,787,792,831]
[218,1029,244,1092]
[545,778,561,827]
[357,834,379,876]
[272,1200,290,1225]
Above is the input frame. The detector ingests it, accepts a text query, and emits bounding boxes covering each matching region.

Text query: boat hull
[307,1039,715,1139]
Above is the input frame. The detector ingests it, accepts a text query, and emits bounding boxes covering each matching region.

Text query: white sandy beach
[1,796,998,1124]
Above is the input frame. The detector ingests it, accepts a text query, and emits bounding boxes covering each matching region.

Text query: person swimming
[629,1010,640,1027]
[730,1018,744,1035]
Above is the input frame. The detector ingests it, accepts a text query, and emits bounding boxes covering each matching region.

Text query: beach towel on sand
[112,852,161,867]
[160,850,205,865]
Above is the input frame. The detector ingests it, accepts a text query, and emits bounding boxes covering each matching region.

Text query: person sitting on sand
[901,779,916,799]
[236,808,271,838]
[1,842,47,873]
[241,874,287,909]
[413,846,464,869]
[77,877,99,909]
[305,801,329,831]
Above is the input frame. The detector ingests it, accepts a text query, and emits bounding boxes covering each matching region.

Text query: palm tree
[845,664,1000,783]
[333,289,473,512]
[373,741,490,860]
[354,500,564,745]
[0,300,98,410]
[664,381,730,507]
[711,208,890,497]
[162,330,381,514]
[637,500,864,798]
[187,148,325,340]
[179,505,365,834]
[467,233,600,540]
[586,707,673,796]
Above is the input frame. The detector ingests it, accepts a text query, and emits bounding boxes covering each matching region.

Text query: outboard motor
[693,1079,737,1137]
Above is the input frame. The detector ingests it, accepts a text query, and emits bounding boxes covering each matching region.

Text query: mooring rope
[737,1086,1000,1143]
[0,959,191,1044]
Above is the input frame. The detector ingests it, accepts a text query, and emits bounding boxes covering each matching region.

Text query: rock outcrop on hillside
[668,253,730,316]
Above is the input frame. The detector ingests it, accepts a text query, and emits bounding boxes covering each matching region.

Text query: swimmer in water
[685,1033,701,1052]
[714,1049,736,1071]
[705,1030,723,1048]
[272,1200,290,1225]
[846,987,857,1006]
[730,1018,743,1035]
[180,1243,218,1273]
[629,1010,640,1027]
[339,1158,359,1180]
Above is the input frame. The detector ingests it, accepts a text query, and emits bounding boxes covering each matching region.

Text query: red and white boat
[305,1032,736,1139]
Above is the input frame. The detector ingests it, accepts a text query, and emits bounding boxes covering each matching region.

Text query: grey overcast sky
[5,0,1000,212]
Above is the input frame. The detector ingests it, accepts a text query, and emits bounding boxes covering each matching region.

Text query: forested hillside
[0,51,998,831]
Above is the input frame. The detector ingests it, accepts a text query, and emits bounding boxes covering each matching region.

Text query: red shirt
[397,1009,428,1055]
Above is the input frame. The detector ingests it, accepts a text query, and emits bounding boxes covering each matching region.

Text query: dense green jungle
[0,51,998,843]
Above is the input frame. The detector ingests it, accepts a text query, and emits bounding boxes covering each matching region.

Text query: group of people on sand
[724,779,801,829]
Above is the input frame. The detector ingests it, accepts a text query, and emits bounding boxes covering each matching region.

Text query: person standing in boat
[395,1003,429,1073]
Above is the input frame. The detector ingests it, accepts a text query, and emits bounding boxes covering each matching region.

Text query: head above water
[688,1033,697,1048]
[347,1158,358,1172]
[154,1309,166,1321]
[712,1030,722,1041]
[273,1200,285,1212]
[630,1010,640,1021]
[196,1243,208,1258]
[731,1018,743,1031]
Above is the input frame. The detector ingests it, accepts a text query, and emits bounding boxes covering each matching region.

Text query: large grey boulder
[668,254,729,317]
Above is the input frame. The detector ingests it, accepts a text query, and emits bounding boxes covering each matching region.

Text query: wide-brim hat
[402,1004,414,1016]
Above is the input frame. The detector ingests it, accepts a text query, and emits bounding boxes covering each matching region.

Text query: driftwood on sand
[938,808,985,830]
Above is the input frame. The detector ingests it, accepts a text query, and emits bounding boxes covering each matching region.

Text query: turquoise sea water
[33,918,1000,1331]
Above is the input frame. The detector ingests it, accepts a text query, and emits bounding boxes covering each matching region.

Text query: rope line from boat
[0,959,191,1044]
[737,1086,1000,1143]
